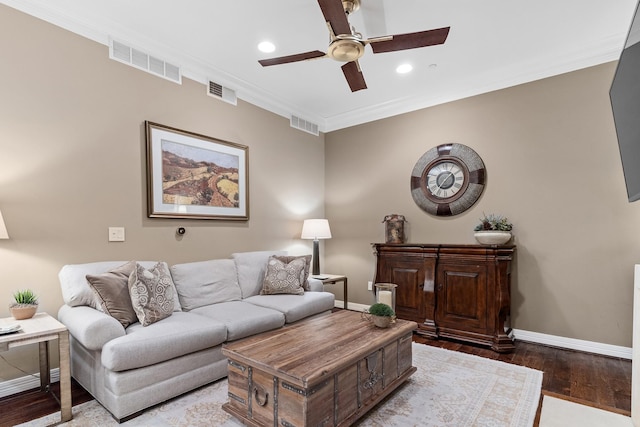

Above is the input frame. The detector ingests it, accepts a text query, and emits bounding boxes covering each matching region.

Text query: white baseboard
[344,301,632,359]
[513,329,632,359]
[336,300,369,312]
[0,368,60,399]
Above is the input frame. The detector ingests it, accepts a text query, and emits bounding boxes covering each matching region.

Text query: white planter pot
[474,231,512,245]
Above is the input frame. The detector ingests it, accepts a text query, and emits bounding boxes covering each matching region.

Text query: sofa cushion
[59,261,182,312]
[244,292,335,323]
[86,261,138,328]
[272,255,312,290]
[101,312,227,372]
[128,262,175,326]
[260,256,306,295]
[191,301,285,341]
[232,250,286,298]
[170,259,242,311]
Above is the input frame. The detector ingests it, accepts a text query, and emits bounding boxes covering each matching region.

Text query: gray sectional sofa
[56,250,335,422]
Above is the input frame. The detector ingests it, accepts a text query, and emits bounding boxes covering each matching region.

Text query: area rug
[538,395,633,427]
[18,343,542,427]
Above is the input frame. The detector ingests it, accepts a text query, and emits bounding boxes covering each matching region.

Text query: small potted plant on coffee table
[366,303,396,328]
[10,289,38,320]
[474,213,513,245]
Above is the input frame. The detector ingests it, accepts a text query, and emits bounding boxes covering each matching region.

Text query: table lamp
[0,210,9,239]
[301,219,331,275]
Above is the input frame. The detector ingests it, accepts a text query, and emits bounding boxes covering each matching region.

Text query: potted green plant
[365,303,396,328]
[474,213,513,245]
[10,289,38,320]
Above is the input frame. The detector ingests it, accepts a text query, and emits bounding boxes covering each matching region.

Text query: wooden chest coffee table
[222,310,417,427]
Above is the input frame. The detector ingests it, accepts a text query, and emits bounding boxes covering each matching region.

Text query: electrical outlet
[108,227,125,242]
[367,281,373,291]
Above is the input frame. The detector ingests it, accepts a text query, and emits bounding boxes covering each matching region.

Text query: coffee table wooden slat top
[222,310,417,388]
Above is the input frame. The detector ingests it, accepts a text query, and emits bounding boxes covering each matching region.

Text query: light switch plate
[108,227,125,242]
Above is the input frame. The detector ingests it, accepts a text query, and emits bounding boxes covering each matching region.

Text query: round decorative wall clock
[410,143,486,216]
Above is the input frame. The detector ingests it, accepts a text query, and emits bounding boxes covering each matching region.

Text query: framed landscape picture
[145,121,249,220]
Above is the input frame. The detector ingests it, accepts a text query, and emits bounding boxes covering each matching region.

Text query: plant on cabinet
[474,213,513,245]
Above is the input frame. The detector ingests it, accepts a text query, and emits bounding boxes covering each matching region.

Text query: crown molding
[1,0,626,133]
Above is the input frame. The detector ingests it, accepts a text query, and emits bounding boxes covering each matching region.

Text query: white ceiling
[3,0,638,132]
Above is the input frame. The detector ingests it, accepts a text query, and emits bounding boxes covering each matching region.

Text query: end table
[313,274,348,310]
[0,312,72,422]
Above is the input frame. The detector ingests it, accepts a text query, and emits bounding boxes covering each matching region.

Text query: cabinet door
[436,263,487,333]
[378,255,426,323]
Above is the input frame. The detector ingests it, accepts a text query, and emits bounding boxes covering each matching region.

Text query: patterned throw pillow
[86,261,138,328]
[128,262,175,326]
[272,255,312,290]
[260,256,306,295]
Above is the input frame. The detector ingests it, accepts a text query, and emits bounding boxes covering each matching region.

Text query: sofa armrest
[307,277,324,292]
[58,305,125,351]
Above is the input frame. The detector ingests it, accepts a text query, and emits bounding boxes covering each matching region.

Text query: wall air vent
[207,81,237,106]
[109,39,181,84]
[290,115,319,136]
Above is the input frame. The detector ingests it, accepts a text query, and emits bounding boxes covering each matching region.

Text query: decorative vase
[474,231,512,245]
[10,304,38,320]
[371,315,392,328]
[382,214,406,244]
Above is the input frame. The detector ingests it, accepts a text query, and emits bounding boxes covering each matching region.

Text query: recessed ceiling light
[396,63,413,74]
[258,41,275,53]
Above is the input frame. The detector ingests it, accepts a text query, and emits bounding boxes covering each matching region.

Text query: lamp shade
[0,210,8,239]
[301,219,332,240]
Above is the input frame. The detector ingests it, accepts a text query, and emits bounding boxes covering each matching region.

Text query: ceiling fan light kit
[258,0,450,92]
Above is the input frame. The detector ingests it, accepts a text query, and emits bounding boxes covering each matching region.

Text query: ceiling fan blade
[370,27,450,54]
[258,50,326,67]
[341,60,367,92]
[317,0,351,36]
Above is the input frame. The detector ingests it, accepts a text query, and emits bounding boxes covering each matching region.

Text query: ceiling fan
[258,0,450,92]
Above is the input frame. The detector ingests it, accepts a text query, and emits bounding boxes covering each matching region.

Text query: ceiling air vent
[291,115,319,136]
[207,81,237,106]
[109,39,181,84]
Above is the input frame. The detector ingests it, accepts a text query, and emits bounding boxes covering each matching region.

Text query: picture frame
[145,121,249,220]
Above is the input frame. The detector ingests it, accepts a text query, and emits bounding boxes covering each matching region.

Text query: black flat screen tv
[611,0,640,202]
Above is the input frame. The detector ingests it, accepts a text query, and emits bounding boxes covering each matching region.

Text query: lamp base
[312,239,320,275]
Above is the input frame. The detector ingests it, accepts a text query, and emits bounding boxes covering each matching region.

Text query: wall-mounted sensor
[176,227,186,236]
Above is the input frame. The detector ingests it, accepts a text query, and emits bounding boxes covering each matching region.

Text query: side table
[0,312,72,422]
[314,274,348,310]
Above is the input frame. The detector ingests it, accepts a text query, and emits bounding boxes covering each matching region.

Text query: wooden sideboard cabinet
[373,243,516,352]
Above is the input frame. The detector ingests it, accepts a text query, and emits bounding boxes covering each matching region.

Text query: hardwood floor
[0,337,632,426]
[0,378,92,427]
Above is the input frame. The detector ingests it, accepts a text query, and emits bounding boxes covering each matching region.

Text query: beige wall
[0,5,325,380]
[325,62,640,348]
[1,3,637,384]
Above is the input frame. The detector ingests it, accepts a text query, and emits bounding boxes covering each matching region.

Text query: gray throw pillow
[128,262,175,326]
[232,250,287,298]
[260,256,306,295]
[273,255,312,290]
[86,261,138,328]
